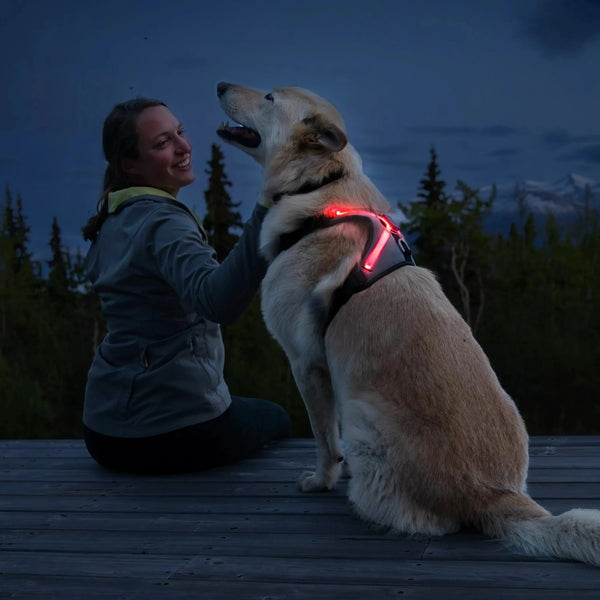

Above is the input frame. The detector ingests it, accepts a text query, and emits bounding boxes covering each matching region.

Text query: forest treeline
[1,145,598,438]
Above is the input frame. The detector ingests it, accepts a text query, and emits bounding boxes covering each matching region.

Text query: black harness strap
[272,167,345,205]
[275,211,415,332]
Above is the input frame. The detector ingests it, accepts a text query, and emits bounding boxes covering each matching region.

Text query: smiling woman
[121,105,196,196]
[79,95,290,474]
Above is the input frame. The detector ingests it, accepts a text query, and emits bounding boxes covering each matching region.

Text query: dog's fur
[217,82,600,566]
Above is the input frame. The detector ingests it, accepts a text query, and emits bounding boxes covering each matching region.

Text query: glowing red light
[377,214,399,233]
[363,229,391,271]
[324,206,350,218]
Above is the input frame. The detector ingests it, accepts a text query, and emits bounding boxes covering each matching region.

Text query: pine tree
[2,187,17,278]
[2,186,16,235]
[15,193,33,274]
[47,217,69,302]
[2,187,36,277]
[399,146,453,287]
[0,188,54,436]
[400,150,495,331]
[417,146,447,210]
[203,144,243,261]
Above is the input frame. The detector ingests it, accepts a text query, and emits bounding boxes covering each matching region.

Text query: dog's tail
[478,492,600,566]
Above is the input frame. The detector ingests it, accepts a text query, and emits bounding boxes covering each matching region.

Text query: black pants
[83,396,291,474]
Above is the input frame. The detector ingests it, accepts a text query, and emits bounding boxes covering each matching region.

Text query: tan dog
[217,81,600,566]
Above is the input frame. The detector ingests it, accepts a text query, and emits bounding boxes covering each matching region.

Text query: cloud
[541,129,600,148]
[482,126,518,137]
[562,144,600,164]
[359,143,417,167]
[541,128,572,146]
[489,147,521,158]
[521,0,600,57]
[408,125,517,138]
[408,126,479,137]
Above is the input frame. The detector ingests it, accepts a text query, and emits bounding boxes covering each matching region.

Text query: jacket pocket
[91,342,144,416]
[188,321,222,389]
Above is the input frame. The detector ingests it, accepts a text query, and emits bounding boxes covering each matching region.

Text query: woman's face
[122,105,196,196]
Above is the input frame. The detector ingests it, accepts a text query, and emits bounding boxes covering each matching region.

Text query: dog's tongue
[217,124,261,148]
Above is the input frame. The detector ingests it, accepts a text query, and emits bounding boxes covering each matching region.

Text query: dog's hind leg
[346,450,462,536]
[290,360,343,492]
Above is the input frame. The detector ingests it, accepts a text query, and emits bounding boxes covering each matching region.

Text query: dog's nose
[217,82,231,98]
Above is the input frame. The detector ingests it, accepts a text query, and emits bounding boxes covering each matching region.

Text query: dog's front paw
[297,470,335,492]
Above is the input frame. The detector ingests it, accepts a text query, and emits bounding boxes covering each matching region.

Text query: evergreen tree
[2,187,17,279]
[400,147,450,272]
[0,188,54,436]
[2,187,37,278]
[399,149,494,330]
[47,217,70,302]
[14,193,33,274]
[203,144,243,261]
[417,146,447,210]
[2,186,16,238]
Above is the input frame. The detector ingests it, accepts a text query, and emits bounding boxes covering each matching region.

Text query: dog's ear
[299,115,348,153]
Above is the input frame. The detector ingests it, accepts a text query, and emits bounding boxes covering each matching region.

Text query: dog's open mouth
[217,122,261,148]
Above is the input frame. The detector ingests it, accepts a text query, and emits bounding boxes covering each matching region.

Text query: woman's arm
[150,203,268,325]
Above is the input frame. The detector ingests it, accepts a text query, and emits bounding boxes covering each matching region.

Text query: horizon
[5,167,598,267]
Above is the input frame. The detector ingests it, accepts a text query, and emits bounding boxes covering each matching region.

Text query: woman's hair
[82,97,167,242]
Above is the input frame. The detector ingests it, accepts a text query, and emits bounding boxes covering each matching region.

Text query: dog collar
[276,207,415,331]
[272,167,345,204]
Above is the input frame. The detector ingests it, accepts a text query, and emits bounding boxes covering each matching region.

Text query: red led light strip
[323,207,403,272]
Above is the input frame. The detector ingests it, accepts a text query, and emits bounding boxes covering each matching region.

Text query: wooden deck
[1,437,600,599]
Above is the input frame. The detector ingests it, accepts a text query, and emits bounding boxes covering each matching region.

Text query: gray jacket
[83,187,268,438]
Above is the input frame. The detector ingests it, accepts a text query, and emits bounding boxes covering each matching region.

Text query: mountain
[479,173,599,236]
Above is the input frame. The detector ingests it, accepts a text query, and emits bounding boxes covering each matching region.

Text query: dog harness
[276,207,416,331]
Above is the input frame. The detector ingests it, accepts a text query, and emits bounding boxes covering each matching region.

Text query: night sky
[1,0,599,260]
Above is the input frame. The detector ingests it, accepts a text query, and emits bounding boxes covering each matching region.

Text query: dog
[216,81,600,566]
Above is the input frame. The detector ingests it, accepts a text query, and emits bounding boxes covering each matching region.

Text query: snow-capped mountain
[481,173,599,216]
[479,173,599,235]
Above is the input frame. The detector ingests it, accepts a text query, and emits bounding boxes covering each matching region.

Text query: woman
[81,97,290,474]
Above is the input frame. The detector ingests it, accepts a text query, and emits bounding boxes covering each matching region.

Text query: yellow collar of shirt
[107,186,176,214]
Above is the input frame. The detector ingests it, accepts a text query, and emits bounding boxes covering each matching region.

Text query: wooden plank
[527,468,600,482]
[0,435,597,449]
[0,480,305,496]
[0,511,371,535]
[529,446,600,457]
[0,467,308,482]
[528,436,600,446]
[1,448,598,470]
[0,529,429,560]
[5,577,599,600]
[176,554,600,589]
[0,493,348,514]
[0,550,184,579]
[1,550,599,590]
[1,435,599,458]
[1,463,599,487]
[528,456,600,468]
[2,493,598,517]
[1,479,599,499]
[0,455,316,470]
